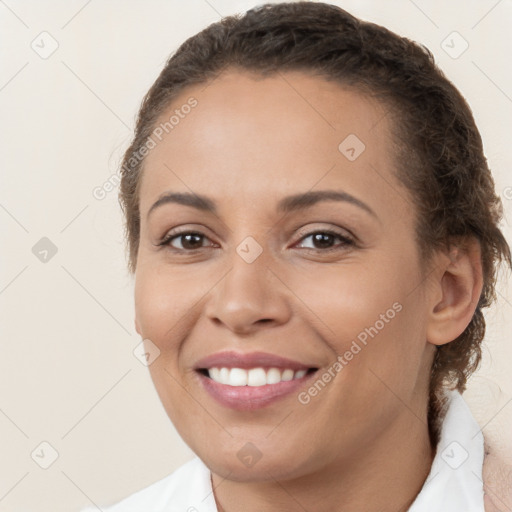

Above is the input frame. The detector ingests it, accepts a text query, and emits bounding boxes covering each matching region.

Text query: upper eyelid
[295,225,353,240]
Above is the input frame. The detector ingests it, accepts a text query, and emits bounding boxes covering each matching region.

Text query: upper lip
[194,351,316,370]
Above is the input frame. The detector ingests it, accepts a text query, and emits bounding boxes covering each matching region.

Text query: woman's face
[134,70,436,480]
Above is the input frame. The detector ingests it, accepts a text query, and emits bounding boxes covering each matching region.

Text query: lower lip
[196,370,317,410]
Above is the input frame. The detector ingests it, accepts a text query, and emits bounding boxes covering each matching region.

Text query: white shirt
[81,390,485,511]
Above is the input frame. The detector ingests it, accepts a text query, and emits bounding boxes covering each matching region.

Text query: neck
[211,409,434,512]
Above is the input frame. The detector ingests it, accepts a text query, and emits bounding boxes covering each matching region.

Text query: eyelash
[157,228,355,253]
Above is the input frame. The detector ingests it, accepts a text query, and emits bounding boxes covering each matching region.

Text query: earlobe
[426,239,483,346]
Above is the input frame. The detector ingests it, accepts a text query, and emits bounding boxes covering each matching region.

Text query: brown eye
[159,231,213,251]
[296,230,354,251]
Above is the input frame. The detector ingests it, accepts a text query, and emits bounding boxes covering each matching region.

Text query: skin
[133,69,483,512]
[483,444,512,511]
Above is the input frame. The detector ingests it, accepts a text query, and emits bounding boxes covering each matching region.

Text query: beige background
[1,0,511,510]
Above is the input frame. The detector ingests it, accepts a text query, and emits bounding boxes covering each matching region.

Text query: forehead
[139,69,408,220]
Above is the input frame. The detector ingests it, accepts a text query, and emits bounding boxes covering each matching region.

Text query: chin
[196,441,316,483]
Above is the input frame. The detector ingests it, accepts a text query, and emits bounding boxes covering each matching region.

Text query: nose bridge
[223,236,273,309]
[206,234,290,332]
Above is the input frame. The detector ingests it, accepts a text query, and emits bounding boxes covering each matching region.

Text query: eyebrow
[147,190,377,219]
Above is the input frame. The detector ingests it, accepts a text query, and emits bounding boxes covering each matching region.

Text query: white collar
[408,389,485,511]
[91,391,484,511]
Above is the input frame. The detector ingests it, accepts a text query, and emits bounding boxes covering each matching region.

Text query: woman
[83,2,511,510]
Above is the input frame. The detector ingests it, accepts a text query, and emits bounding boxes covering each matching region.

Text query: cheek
[289,256,425,385]
[134,275,168,340]
[288,259,404,340]
[134,268,194,351]
[133,270,199,421]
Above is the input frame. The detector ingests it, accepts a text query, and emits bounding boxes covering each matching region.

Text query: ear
[426,238,483,346]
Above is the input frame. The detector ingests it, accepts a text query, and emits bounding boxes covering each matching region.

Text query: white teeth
[219,367,230,384]
[281,369,294,381]
[247,368,267,387]
[229,368,248,386]
[206,367,310,386]
[266,367,282,384]
[209,368,221,382]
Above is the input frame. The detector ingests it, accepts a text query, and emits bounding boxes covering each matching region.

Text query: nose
[204,249,291,335]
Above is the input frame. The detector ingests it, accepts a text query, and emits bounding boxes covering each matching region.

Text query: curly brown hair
[118,2,511,443]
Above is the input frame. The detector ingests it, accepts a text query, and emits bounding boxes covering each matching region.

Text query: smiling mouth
[198,367,318,386]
